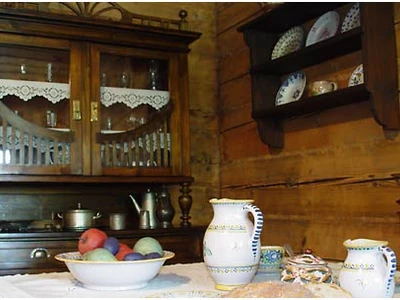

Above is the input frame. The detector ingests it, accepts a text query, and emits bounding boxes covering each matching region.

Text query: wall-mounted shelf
[238,3,399,148]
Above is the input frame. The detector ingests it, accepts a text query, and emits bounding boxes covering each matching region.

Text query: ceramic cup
[258,245,285,273]
[311,80,338,96]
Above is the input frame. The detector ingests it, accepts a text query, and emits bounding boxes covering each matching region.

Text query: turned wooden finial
[179,9,188,30]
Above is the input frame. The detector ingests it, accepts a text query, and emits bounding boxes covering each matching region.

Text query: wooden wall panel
[217,3,400,262]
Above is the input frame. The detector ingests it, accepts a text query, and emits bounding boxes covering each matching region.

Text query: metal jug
[129,189,158,229]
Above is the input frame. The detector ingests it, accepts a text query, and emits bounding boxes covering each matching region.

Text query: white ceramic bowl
[55,250,175,290]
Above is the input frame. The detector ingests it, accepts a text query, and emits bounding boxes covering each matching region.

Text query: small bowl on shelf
[55,250,175,290]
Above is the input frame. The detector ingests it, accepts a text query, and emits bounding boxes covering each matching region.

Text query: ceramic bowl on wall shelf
[341,3,360,33]
[271,26,304,60]
[348,64,363,87]
[275,71,306,106]
[306,11,340,46]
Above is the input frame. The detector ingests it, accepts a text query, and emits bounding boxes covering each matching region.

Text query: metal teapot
[129,189,158,229]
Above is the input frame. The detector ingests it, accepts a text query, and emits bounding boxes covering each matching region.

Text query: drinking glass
[120,72,130,88]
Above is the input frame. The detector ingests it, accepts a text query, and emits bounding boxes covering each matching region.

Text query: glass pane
[0,45,70,128]
[0,44,71,167]
[99,53,171,168]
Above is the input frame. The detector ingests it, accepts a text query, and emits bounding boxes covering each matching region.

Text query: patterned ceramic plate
[146,291,223,298]
[275,71,306,106]
[271,26,304,60]
[348,64,363,86]
[341,3,360,33]
[306,11,340,46]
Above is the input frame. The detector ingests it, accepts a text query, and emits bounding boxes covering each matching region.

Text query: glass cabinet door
[0,35,78,175]
[90,44,176,176]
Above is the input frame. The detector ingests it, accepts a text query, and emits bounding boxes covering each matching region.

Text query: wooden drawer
[0,239,76,275]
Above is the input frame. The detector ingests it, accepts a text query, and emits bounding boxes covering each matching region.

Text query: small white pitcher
[338,238,397,298]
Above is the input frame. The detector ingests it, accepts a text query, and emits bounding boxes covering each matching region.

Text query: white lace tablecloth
[0,262,398,298]
[0,262,280,298]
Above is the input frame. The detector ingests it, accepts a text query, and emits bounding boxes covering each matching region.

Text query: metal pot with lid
[57,203,102,230]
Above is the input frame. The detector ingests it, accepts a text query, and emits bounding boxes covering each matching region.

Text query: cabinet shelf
[251,28,362,75]
[252,84,369,119]
[239,3,399,148]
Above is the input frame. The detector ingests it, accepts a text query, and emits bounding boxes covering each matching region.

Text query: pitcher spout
[129,194,142,215]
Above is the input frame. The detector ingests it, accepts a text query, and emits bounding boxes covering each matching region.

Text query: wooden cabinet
[238,3,399,148]
[0,4,200,183]
[0,226,206,275]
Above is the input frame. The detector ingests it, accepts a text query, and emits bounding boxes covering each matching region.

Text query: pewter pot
[57,203,102,230]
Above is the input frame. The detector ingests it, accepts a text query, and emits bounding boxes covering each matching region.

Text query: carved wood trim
[1,2,189,31]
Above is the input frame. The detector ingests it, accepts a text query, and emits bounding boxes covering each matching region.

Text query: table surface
[0,262,399,298]
[0,262,280,298]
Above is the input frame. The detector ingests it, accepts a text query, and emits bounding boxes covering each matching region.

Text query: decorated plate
[348,64,363,86]
[147,291,223,298]
[271,26,304,60]
[306,11,340,46]
[341,3,360,33]
[275,71,306,106]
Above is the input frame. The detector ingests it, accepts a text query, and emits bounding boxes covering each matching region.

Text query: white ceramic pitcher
[338,238,397,298]
[203,198,264,291]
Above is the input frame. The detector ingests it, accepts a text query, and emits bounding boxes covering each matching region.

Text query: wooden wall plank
[216,3,400,263]
[217,2,263,34]
[220,74,253,131]
[221,136,400,188]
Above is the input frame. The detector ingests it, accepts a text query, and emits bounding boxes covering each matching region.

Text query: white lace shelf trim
[0,79,70,103]
[101,87,169,109]
[0,79,169,109]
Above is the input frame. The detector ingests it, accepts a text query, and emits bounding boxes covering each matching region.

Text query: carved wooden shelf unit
[238,3,399,148]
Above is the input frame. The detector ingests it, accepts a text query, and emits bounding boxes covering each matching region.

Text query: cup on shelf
[109,212,127,230]
[310,80,338,96]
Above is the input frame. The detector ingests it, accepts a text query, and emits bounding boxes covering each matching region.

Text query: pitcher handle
[379,245,397,297]
[243,203,264,259]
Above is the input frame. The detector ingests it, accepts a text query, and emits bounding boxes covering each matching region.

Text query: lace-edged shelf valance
[101,87,169,110]
[0,79,70,103]
[0,79,170,109]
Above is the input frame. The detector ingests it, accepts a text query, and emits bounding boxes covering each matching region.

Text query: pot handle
[93,212,102,220]
[57,213,63,219]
